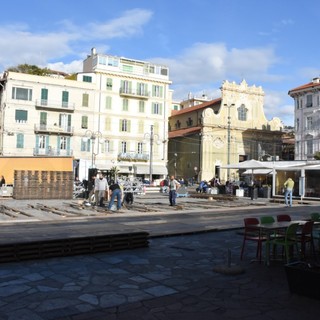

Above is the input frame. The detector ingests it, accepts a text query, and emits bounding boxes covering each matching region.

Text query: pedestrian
[0,175,5,187]
[169,175,180,206]
[284,177,294,207]
[94,172,109,207]
[108,180,122,211]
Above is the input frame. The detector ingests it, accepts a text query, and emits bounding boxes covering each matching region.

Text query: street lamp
[85,130,102,169]
[224,103,235,180]
[144,124,160,183]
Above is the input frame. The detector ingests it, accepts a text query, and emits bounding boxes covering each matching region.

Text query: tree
[314,152,320,160]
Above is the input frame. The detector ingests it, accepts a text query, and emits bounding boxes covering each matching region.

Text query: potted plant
[285,261,320,300]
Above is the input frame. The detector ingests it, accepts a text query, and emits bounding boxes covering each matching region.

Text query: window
[101,140,110,153]
[16,133,24,148]
[139,100,145,113]
[39,135,46,149]
[105,96,112,109]
[81,116,88,129]
[81,137,91,152]
[62,91,69,108]
[306,95,313,108]
[122,65,133,73]
[83,75,92,83]
[121,141,127,153]
[40,112,47,126]
[137,83,148,96]
[186,117,193,126]
[105,118,111,131]
[120,80,132,94]
[296,118,300,131]
[138,120,144,134]
[108,57,119,67]
[12,87,32,101]
[120,119,130,132]
[152,102,162,115]
[152,85,163,98]
[138,142,143,154]
[175,120,181,129]
[307,139,313,155]
[60,136,67,150]
[59,113,71,131]
[82,93,89,107]
[15,110,28,123]
[306,116,313,130]
[106,78,113,91]
[238,104,247,121]
[122,99,129,111]
[41,88,48,105]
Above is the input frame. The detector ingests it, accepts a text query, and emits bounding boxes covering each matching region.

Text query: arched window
[238,104,247,121]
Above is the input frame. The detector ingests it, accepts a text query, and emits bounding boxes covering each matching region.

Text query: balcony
[118,152,149,162]
[34,124,74,135]
[35,99,75,112]
[33,147,73,156]
[119,88,150,99]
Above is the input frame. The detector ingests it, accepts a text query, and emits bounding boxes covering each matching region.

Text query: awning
[242,169,272,175]
[134,164,168,175]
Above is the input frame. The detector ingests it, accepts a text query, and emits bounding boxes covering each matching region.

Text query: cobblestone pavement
[0,192,320,319]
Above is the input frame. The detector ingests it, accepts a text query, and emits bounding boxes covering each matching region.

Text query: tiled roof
[169,126,201,138]
[288,81,320,94]
[171,98,222,116]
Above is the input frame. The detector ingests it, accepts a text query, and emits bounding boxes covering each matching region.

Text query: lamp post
[224,103,235,180]
[144,125,160,183]
[85,130,102,169]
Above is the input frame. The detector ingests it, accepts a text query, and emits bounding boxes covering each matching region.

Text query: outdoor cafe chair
[240,218,267,263]
[296,220,316,260]
[267,222,299,264]
[277,214,291,222]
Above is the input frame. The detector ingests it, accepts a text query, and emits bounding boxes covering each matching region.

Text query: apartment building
[0,48,172,182]
[288,77,320,160]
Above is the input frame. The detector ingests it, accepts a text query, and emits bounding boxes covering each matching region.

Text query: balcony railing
[33,147,73,156]
[34,124,74,135]
[35,99,75,112]
[119,88,150,99]
[118,152,149,162]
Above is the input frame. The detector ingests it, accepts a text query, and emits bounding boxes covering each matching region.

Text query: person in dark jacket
[0,175,5,187]
[108,181,122,211]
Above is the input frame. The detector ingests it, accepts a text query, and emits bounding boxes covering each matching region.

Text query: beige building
[168,80,284,183]
[0,48,172,182]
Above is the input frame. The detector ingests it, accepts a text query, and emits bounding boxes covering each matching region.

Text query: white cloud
[0,9,153,71]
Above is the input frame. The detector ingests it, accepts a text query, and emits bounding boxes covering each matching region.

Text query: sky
[0,0,319,126]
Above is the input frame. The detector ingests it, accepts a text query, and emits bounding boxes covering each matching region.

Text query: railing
[119,88,150,99]
[35,99,75,112]
[34,124,74,135]
[33,147,73,156]
[118,152,149,161]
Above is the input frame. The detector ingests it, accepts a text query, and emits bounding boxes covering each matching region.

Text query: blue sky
[1,0,319,126]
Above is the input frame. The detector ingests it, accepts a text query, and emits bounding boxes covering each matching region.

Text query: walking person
[284,177,294,207]
[94,172,109,207]
[169,175,180,206]
[0,175,5,187]
[107,180,122,211]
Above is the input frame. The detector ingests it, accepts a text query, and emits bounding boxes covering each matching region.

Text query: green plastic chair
[260,216,275,224]
[310,212,320,221]
[268,223,299,264]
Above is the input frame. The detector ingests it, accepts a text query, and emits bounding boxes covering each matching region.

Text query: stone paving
[0,192,320,319]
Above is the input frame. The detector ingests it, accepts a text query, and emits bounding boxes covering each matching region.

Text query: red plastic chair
[277,214,291,222]
[296,221,315,260]
[241,218,267,263]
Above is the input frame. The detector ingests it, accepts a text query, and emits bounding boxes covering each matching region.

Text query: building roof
[288,78,320,95]
[169,126,201,138]
[171,97,222,116]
